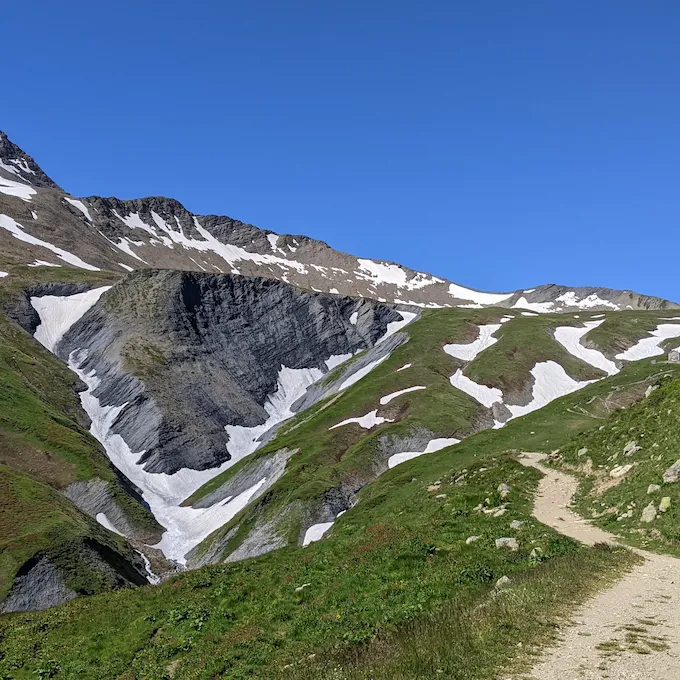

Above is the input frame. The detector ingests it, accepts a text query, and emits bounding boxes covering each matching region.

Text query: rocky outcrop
[56,270,402,474]
[0,557,77,613]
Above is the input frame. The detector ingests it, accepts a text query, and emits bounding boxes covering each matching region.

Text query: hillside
[0,130,680,678]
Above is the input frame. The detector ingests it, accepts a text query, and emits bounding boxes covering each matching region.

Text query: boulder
[495,576,511,588]
[641,503,657,523]
[647,484,661,494]
[497,483,511,499]
[659,497,671,513]
[510,520,524,530]
[495,537,519,551]
[623,440,641,456]
[663,459,680,483]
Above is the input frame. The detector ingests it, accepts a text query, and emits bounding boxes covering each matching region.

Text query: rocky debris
[495,575,511,588]
[493,508,507,517]
[641,503,657,523]
[185,526,239,569]
[497,483,511,499]
[647,484,661,494]
[225,517,288,563]
[610,464,633,479]
[659,497,671,513]
[495,537,519,551]
[663,459,680,483]
[510,520,524,530]
[623,440,641,456]
[0,557,77,613]
[465,535,480,545]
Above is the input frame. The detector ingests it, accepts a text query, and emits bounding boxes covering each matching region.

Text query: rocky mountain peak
[0,130,61,190]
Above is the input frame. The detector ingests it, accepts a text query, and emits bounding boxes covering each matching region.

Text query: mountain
[0,131,675,312]
[1,130,680,678]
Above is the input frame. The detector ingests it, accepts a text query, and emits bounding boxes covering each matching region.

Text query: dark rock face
[0,557,77,613]
[0,131,61,189]
[57,270,402,474]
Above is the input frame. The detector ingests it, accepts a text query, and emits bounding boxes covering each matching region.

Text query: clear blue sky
[4,1,679,301]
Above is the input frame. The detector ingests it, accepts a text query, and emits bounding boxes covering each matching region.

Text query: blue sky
[4,1,680,301]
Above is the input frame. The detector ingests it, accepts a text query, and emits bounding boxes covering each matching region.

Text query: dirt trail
[518,452,680,680]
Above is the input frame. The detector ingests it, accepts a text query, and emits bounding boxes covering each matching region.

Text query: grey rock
[497,483,511,499]
[495,537,519,551]
[577,447,588,457]
[495,575,511,588]
[510,520,524,530]
[663,459,680,483]
[465,535,480,545]
[0,557,77,613]
[641,503,657,523]
[623,440,641,456]
[647,484,661,494]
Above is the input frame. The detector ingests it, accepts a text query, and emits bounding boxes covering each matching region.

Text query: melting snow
[505,362,596,419]
[114,237,147,263]
[379,386,426,405]
[302,521,335,547]
[554,320,619,375]
[556,292,619,310]
[0,175,37,201]
[396,363,412,372]
[225,366,323,464]
[448,283,512,305]
[0,271,7,278]
[615,324,680,361]
[443,323,501,361]
[512,297,554,313]
[64,197,93,222]
[356,259,443,290]
[337,355,390,391]
[31,286,111,352]
[0,214,100,270]
[449,369,503,407]
[96,512,125,536]
[329,409,394,431]
[349,311,358,325]
[119,263,135,272]
[378,310,417,343]
[325,353,354,371]
[388,438,460,469]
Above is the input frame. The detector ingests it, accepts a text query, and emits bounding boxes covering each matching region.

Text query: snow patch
[0,271,7,278]
[554,320,619,376]
[379,385,426,405]
[64,197,93,222]
[28,260,62,268]
[302,521,335,547]
[96,513,125,537]
[329,409,394,431]
[388,438,460,469]
[31,286,111,352]
[119,263,135,272]
[396,363,412,372]
[337,355,390,391]
[349,311,358,325]
[443,323,501,362]
[325,353,354,371]
[450,369,503,407]
[378,310,417,343]
[506,362,596,419]
[448,283,512,305]
[0,214,100,270]
[615,324,680,361]
[0,175,37,201]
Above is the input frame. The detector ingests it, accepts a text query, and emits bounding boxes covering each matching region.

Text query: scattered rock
[495,537,519,551]
[510,520,524,530]
[623,440,641,456]
[577,447,588,457]
[465,535,480,545]
[497,483,511,499]
[659,497,671,513]
[641,503,657,523]
[435,494,447,499]
[610,464,633,478]
[294,583,311,592]
[663,459,680,483]
[495,575,511,588]
[493,508,507,517]
[427,484,441,493]
[647,484,661,494]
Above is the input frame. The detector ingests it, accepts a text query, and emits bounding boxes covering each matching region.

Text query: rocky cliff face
[56,269,402,475]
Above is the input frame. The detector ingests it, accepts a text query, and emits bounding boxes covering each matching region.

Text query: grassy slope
[556,367,680,555]
[0,270,160,596]
[0,357,660,679]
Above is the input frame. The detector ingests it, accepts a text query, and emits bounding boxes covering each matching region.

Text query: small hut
[670,349,680,363]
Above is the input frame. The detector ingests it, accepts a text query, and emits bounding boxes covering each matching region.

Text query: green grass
[0,350,660,679]
[0,310,160,595]
[555,368,680,555]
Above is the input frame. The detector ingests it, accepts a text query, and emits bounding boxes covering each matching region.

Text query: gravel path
[518,452,680,680]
